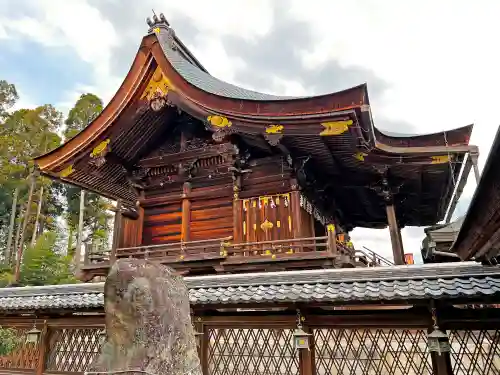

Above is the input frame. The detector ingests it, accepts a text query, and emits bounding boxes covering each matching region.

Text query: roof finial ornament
[146,10,171,33]
[146,10,175,50]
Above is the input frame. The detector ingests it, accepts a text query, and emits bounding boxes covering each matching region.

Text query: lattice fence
[46,327,104,372]
[208,328,299,375]
[0,326,39,369]
[449,330,500,375]
[314,328,433,375]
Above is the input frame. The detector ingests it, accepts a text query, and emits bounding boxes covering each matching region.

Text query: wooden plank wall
[119,216,141,248]
[142,202,182,244]
[190,196,233,241]
[125,156,320,247]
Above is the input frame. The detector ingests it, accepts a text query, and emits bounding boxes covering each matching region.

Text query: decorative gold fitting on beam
[60,164,74,178]
[319,120,353,136]
[207,115,232,128]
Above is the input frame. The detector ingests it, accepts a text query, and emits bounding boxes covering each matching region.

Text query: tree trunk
[14,173,36,283]
[13,206,24,266]
[5,186,19,263]
[74,190,85,271]
[67,226,74,257]
[30,185,44,247]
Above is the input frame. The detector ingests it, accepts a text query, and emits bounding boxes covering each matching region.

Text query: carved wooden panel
[240,157,292,199]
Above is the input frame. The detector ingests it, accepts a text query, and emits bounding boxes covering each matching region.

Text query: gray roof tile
[1,263,500,311]
[158,31,303,101]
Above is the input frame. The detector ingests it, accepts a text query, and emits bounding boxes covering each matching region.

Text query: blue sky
[1,0,499,262]
[0,39,92,107]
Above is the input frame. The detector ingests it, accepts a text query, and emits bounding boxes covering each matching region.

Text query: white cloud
[0,22,8,39]
[149,0,275,41]
[1,0,121,103]
[186,36,248,86]
[11,88,38,111]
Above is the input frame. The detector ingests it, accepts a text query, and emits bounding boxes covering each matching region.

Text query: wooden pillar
[290,179,303,240]
[386,203,405,265]
[111,199,122,263]
[233,175,243,243]
[200,322,210,375]
[299,326,315,375]
[36,320,49,375]
[470,150,481,185]
[431,350,454,375]
[136,191,145,246]
[428,326,454,375]
[326,223,337,254]
[181,182,191,242]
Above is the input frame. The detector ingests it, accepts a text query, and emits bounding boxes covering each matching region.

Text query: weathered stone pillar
[88,259,201,375]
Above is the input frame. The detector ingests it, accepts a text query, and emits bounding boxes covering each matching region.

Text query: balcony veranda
[81,234,393,281]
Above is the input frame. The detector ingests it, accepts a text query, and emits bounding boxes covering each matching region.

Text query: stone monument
[87,259,201,375]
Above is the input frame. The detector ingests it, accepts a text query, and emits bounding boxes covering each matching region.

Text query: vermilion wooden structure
[34,14,477,280]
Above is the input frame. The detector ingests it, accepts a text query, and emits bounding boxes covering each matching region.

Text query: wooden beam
[111,199,123,262]
[138,142,234,168]
[299,325,314,375]
[326,223,337,254]
[35,320,49,375]
[137,192,145,246]
[290,179,303,240]
[429,328,454,375]
[386,203,405,265]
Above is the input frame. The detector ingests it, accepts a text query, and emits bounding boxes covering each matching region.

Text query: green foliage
[20,232,78,286]
[63,94,111,251]
[0,327,20,356]
[0,81,111,285]
[0,80,18,120]
[0,263,14,287]
[64,93,103,139]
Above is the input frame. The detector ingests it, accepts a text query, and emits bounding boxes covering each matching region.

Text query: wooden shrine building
[34,14,477,281]
[3,13,500,375]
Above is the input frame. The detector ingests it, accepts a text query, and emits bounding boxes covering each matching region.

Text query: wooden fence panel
[0,327,39,370]
[45,327,104,373]
[314,328,432,375]
[449,330,500,375]
[208,328,299,375]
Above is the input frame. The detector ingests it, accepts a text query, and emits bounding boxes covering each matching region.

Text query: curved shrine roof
[33,16,477,229]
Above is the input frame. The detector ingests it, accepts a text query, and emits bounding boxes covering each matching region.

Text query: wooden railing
[83,235,358,269]
[84,237,231,265]
[354,247,394,267]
